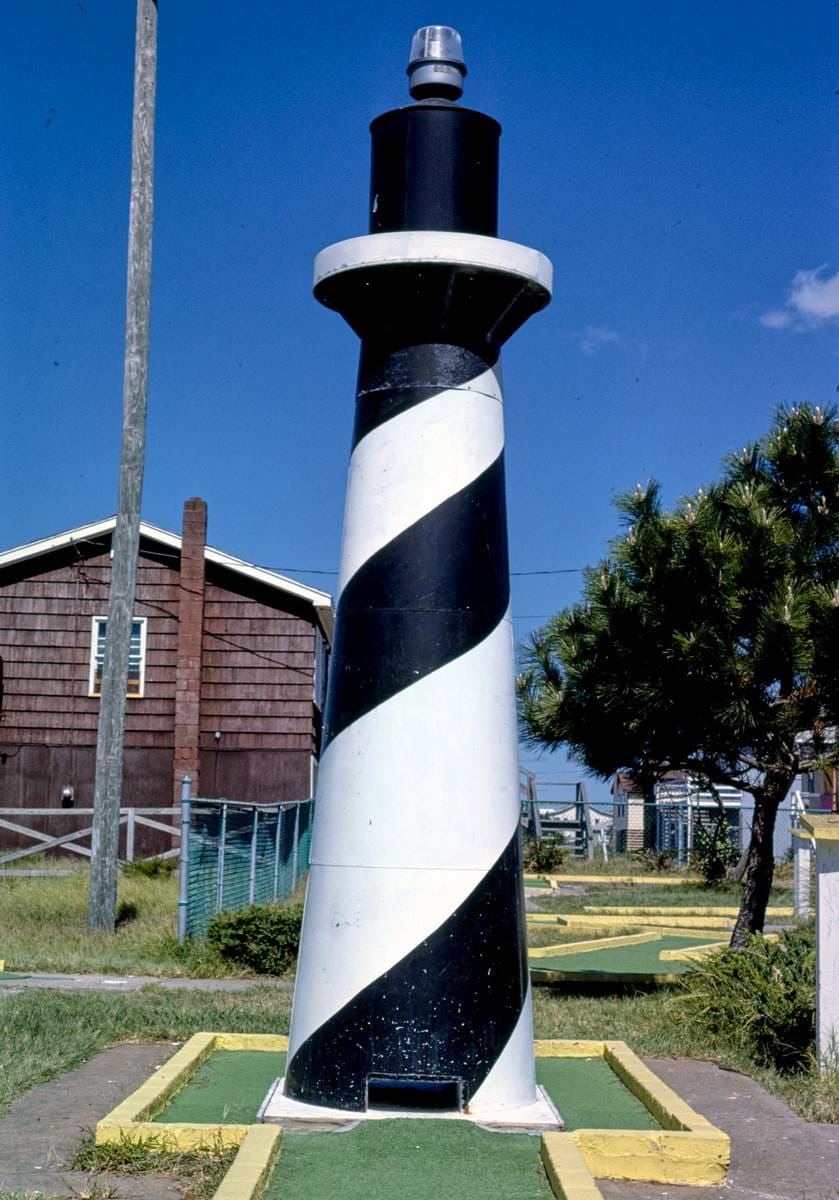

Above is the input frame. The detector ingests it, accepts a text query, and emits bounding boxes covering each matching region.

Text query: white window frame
[88,615,147,699]
[313,625,329,711]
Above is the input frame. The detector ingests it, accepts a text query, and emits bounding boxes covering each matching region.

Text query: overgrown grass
[1,975,835,1133]
[72,1133,235,1200]
[0,984,294,1118]
[0,861,240,977]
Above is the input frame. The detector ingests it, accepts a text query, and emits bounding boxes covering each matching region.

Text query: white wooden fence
[0,806,181,868]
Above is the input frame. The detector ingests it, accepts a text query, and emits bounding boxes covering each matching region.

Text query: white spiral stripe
[289,861,500,1056]
[287,611,519,1058]
[311,608,518,871]
[338,366,503,593]
[470,983,537,1111]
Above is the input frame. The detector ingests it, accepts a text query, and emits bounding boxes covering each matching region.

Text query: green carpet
[267,1121,554,1200]
[524,878,551,889]
[154,1051,286,1124]
[536,1057,659,1129]
[155,1048,658,1131]
[530,933,719,976]
[0,971,29,980]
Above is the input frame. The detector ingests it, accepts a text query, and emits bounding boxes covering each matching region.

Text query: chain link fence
[179,789,313,940]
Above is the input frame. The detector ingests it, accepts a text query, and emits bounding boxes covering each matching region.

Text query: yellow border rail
[96,1034,730,1200]
[95,1032,288,1152]
[536,1039,729,1190]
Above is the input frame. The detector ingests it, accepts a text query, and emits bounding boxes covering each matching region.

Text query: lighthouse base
[259,1078,563,1134]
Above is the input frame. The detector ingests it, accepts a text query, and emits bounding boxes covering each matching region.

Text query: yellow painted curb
[556,913,736,930]
[571,1127,729,1184]
[529,932,661,959]
[96,1034,730,1192]
[541,1132,604,1198]
[535,1040,729,1185]
[95,1032,288,1152]
[0,959,4,971]
[534,1039,607,1057]
[801,813,839,841]
[213,1125,282,1200]
[659,931,779,962]
[544,874,702,887]
[583,905,793,918]
[531,968,683,986]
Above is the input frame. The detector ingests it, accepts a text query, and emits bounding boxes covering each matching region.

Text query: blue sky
[2,1,836,804]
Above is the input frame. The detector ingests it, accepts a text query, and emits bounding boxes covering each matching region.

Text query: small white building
[611,771,743,858]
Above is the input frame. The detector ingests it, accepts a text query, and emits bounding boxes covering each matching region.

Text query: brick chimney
[173,498,207,801]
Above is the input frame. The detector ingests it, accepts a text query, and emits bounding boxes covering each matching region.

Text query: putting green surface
[524,877,552,889]
[0,970,28,980]
[153,1050,286,1124]
[153,1049,659,1131]
[536,1057,659,1129]
[266,1121,554,1200]
[530,933,718,976]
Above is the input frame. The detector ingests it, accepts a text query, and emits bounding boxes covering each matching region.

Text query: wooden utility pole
[88,0,158,933]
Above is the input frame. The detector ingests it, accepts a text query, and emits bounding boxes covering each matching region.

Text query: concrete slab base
[259,1077,563,1134]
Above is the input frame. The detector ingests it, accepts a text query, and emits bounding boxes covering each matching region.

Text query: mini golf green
[529,932,719,977]
[0,970,28,980]
[153,1051,286,1124]
[153,1049,659,1132]
[153,1047,664,1198]
[265,1121,554,1200]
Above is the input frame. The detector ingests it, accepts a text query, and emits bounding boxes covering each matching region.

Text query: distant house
[0,500,332,854]
[611,771,743,857]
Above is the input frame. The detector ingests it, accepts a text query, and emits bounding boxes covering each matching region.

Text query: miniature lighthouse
[276,27,553,1125]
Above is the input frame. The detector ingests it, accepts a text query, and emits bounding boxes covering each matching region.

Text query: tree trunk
[730,767,793,947]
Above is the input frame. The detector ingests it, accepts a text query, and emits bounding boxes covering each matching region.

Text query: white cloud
[578,325,648,358]
[760,265,839,332]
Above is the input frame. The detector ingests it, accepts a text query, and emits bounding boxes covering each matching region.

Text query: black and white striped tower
[283,27,552,1119]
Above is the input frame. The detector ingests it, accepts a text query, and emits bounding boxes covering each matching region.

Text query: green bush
[680,923,815,1071]
[690,818,739,886]
[631,847,674,873]
[206,899,304,976]
[522,836,566,873]
[122,856,179,879]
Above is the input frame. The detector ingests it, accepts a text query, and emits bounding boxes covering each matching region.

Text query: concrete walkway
[603,1057,839,1200]
[0,1044,836,1199]
[0,1043,183,1199]
[0,970,291,993]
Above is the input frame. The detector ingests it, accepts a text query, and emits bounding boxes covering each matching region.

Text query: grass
[72,1133,235,1200]
[0,985,293,1118]
[0,860,243,978]
[1,977,836,1129]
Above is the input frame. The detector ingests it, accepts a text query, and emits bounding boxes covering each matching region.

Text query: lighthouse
[272,26,554,1127]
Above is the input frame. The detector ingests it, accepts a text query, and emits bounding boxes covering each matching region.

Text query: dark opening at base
[366,1075,464,1112]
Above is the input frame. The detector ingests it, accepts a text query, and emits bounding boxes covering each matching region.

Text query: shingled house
[0,500,332,852]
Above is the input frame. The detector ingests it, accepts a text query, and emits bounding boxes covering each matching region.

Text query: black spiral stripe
[285,342,525,1111]
[285,827,529,1111]
[323,451,509,749]
[352,343,500,449]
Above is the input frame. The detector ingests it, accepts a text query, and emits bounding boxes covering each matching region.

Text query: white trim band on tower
[314,231,553,296]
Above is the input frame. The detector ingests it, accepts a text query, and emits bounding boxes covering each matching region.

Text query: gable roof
[0,517,334,638]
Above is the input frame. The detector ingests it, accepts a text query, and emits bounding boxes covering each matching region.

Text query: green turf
[0,971,28,980]
[266,1120,554,1200]
[536,1057,659,1129]
[524,878,552,889]
[529,933,721,976]
[153,1050,286,1124]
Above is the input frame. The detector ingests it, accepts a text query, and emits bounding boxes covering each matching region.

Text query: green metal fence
[180,794,313,940]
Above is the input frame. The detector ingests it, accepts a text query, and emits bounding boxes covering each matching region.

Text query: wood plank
[201,683,313,701]
[201,700,313,719]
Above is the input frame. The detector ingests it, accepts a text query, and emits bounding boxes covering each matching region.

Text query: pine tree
[518,403,839,944]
